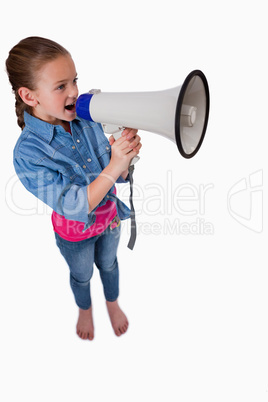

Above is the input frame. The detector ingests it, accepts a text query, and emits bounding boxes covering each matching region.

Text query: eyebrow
[54,73,78,85]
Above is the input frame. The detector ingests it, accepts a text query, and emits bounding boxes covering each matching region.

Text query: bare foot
[76,307,94,340]
[106,300,129,336]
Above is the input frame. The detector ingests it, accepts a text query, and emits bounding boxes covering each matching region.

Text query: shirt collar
[24,112,81,144]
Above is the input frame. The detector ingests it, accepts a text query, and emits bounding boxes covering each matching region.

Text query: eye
[73,77,78,85]
[57,84,65,90]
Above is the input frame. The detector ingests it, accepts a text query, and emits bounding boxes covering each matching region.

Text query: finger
[112,135,129,147]
[132,142,142,154]
[113,134,140,153]
[124,128,138,139]
[127,147,141,160]
[116,137,135,151]
[112,136,128,146]
[112,139,134,157]
[109,135,115,145]
[128,135,141,148]
[126,143,142,159]
[122,128,131,137]
[127,129,138,140]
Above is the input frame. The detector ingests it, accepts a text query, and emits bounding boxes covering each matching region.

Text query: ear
[18,87,38,107]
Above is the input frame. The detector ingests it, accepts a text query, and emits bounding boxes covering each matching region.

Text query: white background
[1,1,267,401]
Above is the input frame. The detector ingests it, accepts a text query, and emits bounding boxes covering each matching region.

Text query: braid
[15,91,28,130]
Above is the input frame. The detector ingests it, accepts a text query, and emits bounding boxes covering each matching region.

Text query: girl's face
[32,55,79,127]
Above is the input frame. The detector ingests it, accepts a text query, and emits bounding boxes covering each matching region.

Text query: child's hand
[109,128,142,174]
[109,128,142,154]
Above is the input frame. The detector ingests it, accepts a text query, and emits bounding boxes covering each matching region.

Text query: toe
[115,328,121,336]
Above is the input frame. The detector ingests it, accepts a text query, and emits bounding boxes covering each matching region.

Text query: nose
[69,85,78,99]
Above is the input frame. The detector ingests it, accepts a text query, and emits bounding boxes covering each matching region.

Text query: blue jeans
[55,225,121,310]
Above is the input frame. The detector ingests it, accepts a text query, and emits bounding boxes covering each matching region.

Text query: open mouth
[65,102,76,112]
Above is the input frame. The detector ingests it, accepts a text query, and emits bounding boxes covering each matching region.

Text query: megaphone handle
[101,123,137,249]
[102,124,140,166]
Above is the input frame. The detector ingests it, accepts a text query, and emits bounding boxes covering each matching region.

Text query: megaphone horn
[76,70,210,159]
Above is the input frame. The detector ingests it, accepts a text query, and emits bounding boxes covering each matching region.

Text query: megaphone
[76,69,209,159]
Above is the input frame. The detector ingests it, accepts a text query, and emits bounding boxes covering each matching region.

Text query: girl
[6,36,142,341]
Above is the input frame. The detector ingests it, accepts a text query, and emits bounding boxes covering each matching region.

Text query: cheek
[51,95,65,109]
[38,90,65,110]
[38,92,54,107]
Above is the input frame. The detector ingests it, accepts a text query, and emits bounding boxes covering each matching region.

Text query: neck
[61,121,71,134]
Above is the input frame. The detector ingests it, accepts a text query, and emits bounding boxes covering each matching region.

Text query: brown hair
[6,36,70,130]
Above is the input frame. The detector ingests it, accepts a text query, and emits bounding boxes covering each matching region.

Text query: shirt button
[77,139,80,143]
[106,146,109,151]
[83,165,86,169]
[87,158,91,162]
[72,146,75,149]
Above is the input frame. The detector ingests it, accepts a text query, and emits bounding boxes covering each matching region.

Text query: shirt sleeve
[116,174,130,184]
[14,156,90,223]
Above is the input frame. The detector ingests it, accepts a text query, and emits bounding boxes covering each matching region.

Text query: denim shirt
[13,112,130,229]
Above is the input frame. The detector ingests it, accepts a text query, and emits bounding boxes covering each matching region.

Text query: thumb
[109,135,115,145]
